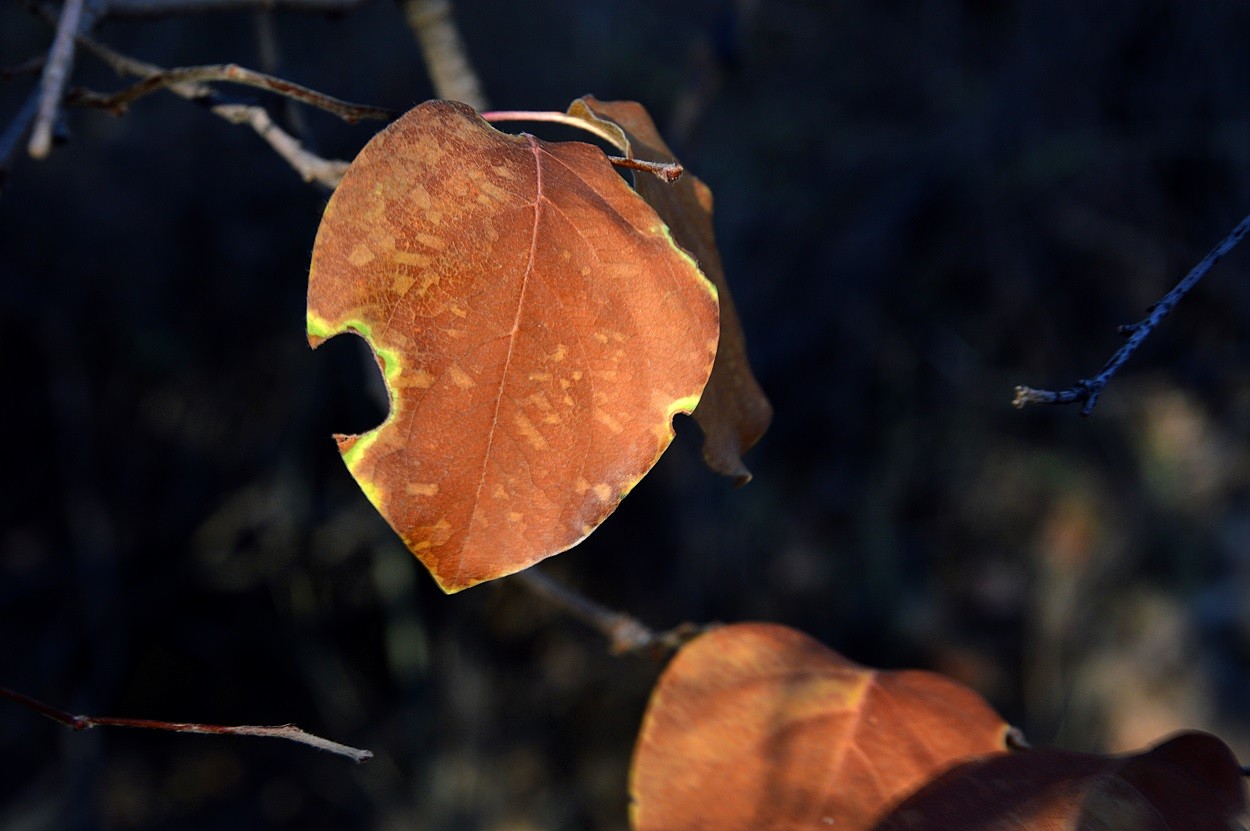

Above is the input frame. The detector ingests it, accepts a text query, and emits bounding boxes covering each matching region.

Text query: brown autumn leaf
[630,622,1013,831]
[568,96,773,485]
[308,100,719,593]
[874,731,1247,831]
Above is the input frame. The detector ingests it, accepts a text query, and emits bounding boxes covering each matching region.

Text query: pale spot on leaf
[513,411,549,450]
[595,409,624,434]
[394,251,432,267]
[448,365,475,389]
[348,243,375,267]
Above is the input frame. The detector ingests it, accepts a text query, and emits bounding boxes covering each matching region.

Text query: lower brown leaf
[629,623,1012,831]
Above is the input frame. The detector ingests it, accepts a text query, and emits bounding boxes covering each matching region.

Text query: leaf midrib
[453,135,545,585]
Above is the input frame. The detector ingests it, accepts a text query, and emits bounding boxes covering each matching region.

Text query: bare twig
[64,29,356,187]
[29,0,86,158]
[0,685,373,763]
[511,567,707,657]
[22,4,363,187]
[1014,211,1250,415]
[605,154,683,182]
[68,63,393,123]
[403,0,487,110]
[216,102,351,185]
[102,0,373,17]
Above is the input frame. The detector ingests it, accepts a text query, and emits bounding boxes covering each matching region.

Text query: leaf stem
[0,685,373,763]
[481,110,630,154]
[479,112,681,181]
[1014,211,1250,415]
[510,567,706,657]
[605,154,683,182]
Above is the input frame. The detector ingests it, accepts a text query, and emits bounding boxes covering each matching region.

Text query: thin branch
[511,567,707,657]
[605,154,683,183]
[29,0,86,158]
[403,0,487,110]
[102,0,373,17]
[1014,211,1250,415]
[214,102,350,186]
[22,4,363,187]
[64,28,355,188]
[482,109,630,154]
[68,63,393,123]
[0,685,372,763]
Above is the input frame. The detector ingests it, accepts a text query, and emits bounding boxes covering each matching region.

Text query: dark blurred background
[4,0,1250,828]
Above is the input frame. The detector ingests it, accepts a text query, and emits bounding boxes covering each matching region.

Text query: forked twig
[69,63,394,123]
[19,3,368,187]
[1014,212,1250,415]
[67,27,355,187]
[511,568,707,657]
[0,685,372,763]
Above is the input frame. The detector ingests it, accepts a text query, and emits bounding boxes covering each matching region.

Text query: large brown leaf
[308,100,719,592]
[568,96,772,484]
[874,731,1247,830]
[630,623,1012,831]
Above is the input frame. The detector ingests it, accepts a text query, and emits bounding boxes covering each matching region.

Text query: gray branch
[1014,211,1250,415]
[28,0,87,158]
